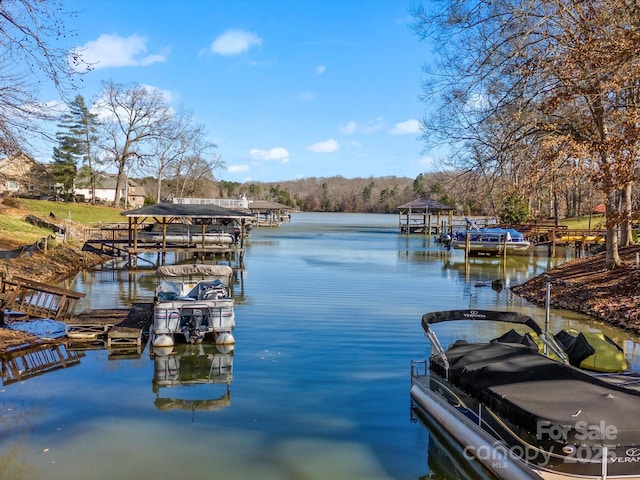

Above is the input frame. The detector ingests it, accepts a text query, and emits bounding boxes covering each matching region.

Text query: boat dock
[520,225,606,256]
[66,302,154,356]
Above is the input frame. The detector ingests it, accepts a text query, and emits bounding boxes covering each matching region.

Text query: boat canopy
[422,310,543,335]
[156,264,233,278]
[434,340,640,445]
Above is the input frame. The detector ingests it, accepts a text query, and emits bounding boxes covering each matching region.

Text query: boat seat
[157,291,195,302]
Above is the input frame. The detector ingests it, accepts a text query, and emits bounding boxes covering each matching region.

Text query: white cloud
[340,121,357,135]
[339,118,386,135]
[418,156,436,168]
[210,30,262,56]
[228,165,250,173]
[307,139,339,153]
[250,147,289,162]
[316,65,326,75]
[72,34,167,70]
[389,119,421,135]
[141,84,175,103]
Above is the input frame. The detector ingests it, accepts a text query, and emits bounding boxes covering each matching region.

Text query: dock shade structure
[121,203,254,251]
[397,199,455,235]
[247,200,292,227]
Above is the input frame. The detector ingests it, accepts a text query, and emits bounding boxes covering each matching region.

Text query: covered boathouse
[118,203,254,267]
[398,199,455,235]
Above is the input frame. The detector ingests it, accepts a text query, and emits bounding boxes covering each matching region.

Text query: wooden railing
[0,276,85,321]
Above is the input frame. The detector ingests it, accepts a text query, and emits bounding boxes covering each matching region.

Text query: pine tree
[52,95,99,202]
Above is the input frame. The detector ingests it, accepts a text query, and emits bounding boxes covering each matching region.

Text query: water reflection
[0,340,84,386]
[3,213,638,480]
[411,407,496,480]
[60,253,247,311]
[151,343,233,413]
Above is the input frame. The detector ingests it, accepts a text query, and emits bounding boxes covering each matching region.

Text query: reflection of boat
[151,264,235,347]
[152,343,233,412]
[139,224,236,245]
[411,401,496,480]
[451,227,531,255]
[411,309,640,480]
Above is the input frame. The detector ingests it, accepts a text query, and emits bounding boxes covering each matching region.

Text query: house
[75,174,146,207]
[0,153,54,197]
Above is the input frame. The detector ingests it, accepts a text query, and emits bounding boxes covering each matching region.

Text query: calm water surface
[2,212,639,480]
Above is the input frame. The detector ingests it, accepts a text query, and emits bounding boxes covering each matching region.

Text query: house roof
[0,153,44,178]
[397,198,454,211]
[121,203,253,219]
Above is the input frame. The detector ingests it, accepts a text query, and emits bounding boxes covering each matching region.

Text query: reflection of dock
[0,340,84,385]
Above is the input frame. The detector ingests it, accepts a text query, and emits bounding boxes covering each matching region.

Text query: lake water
[2,212,639,480]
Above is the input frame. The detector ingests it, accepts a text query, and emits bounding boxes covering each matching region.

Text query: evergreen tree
[53,95,99,202]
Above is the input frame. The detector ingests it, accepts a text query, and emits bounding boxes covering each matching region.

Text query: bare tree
[96,81,173,207]
[412,0,640,268]
[140,109,210,202]
[169,124,224,198]
[0,0,82,154]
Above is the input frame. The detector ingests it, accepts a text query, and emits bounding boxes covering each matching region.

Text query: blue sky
[42,0,435,183]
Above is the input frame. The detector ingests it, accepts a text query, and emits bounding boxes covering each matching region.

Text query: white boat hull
[451,240,531,254]
[152,266,236,346]
[411,381,541,480]
[140,232,235,245]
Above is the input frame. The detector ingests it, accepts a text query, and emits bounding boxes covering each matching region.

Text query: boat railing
[424,329,450,378]
[410,359,428,379]
[593,370,640,391]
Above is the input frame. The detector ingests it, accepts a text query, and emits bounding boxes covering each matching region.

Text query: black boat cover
[422,310,544,335]
[436,341,640,446]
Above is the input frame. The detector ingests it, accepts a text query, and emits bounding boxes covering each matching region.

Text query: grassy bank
[0,198,125,247]
[20,199,125,224]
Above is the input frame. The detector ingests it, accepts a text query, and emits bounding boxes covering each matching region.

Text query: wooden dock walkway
[66,302,154,356]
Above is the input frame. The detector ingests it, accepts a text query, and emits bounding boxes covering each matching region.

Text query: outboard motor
[182,309,206,344]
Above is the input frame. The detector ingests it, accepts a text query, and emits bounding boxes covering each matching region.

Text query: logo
[463,310,487,319]
[627,448,640,457]
[537,420,618,442]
